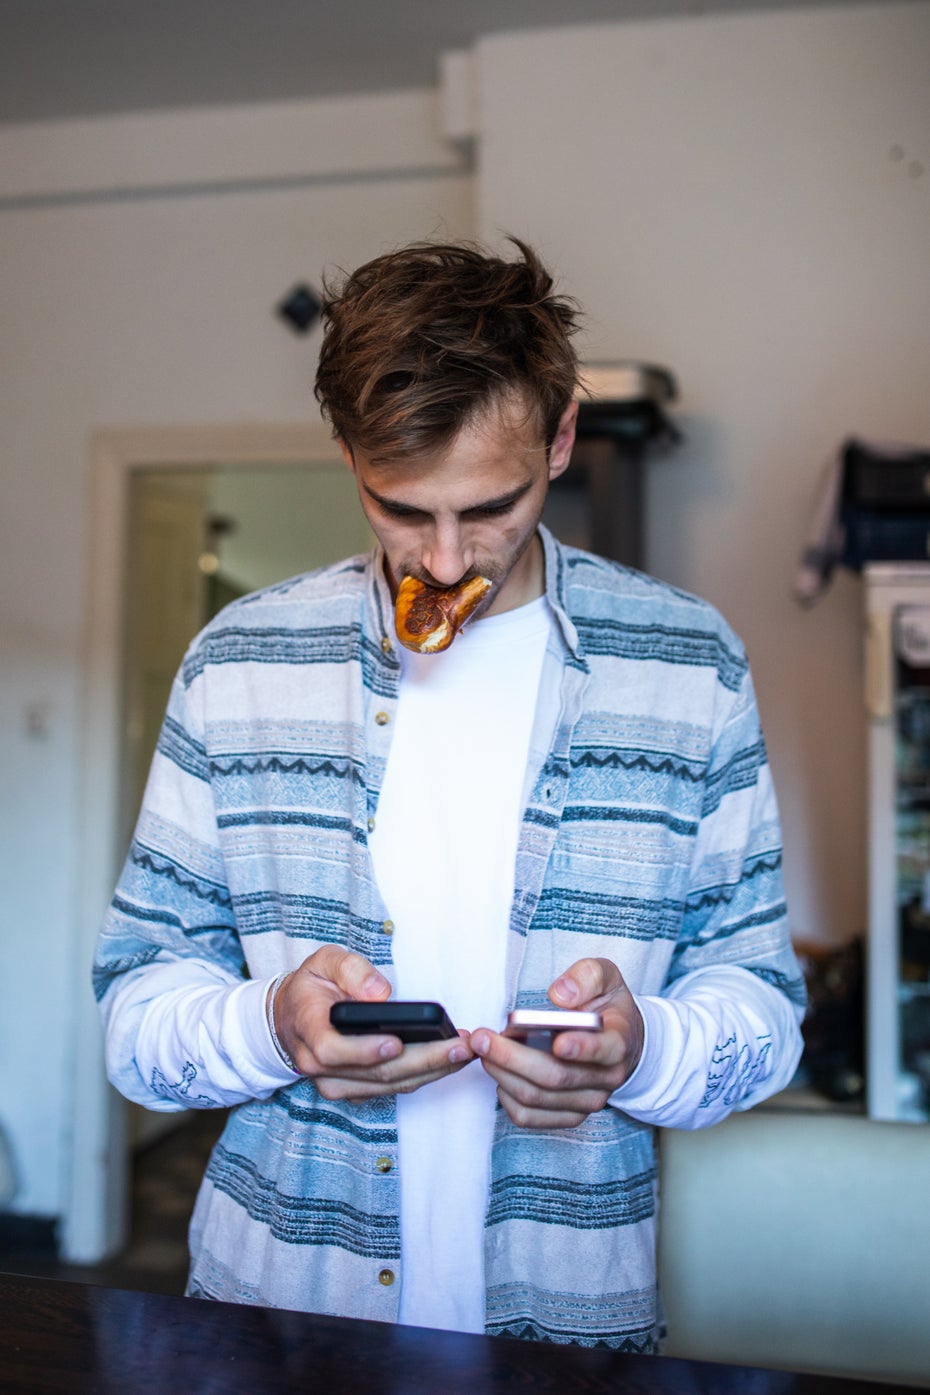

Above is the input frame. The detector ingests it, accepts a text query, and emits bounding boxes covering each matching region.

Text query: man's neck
[484,532,545,618]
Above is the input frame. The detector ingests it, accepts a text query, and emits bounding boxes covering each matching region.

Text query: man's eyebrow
[361,477,535,515]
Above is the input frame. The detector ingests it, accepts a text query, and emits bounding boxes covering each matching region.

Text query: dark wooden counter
[0,1272,921,1394]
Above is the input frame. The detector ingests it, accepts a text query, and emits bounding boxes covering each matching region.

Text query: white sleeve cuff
[607,968,804,1129]
[607,995,686,1112]
[234,976,303,1087]
[120,969,303,1108]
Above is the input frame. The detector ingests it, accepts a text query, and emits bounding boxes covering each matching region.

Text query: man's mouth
[393,574,493,654]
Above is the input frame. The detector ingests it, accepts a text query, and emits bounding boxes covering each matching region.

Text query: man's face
[341,397,577,620]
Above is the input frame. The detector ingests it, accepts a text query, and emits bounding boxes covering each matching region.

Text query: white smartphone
[503,1008,603,1052]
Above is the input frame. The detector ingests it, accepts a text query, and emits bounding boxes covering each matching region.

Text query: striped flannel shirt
[94,525,805,1351]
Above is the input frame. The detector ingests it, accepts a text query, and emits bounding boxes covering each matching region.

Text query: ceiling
[0,0,881,126]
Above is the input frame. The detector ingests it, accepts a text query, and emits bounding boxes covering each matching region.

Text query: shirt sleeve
[609,966,803,1127]
[612,656,806,1128]
[93,652,297,1111]
[106,968,300,1111]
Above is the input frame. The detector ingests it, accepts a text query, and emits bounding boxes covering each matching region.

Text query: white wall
[470,1,930,950]
[0,88,474,1221]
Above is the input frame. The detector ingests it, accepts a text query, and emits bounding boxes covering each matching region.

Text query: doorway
[120,459,373,874]
[68,422,367,1264]
[120,458,373,1153]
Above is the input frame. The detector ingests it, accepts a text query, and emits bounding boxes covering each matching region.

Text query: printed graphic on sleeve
[700,1033,773,1109]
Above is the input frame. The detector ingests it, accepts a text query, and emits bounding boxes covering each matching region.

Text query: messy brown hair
[314,237,581,463]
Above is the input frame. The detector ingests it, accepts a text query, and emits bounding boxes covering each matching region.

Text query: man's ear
[337,438,355,472]
[548,401,578,483]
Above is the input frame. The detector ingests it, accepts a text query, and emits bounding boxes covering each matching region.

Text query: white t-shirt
[367,595,552,1334]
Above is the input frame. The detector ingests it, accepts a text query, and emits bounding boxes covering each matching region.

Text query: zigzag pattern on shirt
[486,1168,656,1230]
[157,715,210,781]
[91,944,163,1002]
[684,900,789,948]
[108,894,234,941]
[487,1319,657,1353]
[573,616,747,691]
[127,844,234,908]
[682,851,783,917]
[744,963,807,1008]
[675,905,790,967]
[570,747,705,782]
[701,739,768,817]
[208,753,365,785]
[205,1142,401,1257]
[485,1269,659,1350]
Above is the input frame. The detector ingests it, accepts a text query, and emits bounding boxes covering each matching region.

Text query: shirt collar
[539,523,583,662]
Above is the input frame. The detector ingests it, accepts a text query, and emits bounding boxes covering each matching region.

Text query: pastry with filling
[394,574,492,654]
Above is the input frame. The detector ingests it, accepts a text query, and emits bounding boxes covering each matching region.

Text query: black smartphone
[503,1008,603,1052]
[330,1000,458,1043]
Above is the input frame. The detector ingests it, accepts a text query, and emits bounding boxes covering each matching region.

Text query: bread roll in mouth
[394,574,492,654]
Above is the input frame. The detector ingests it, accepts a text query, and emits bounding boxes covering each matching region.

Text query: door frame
[65,420,342,1262]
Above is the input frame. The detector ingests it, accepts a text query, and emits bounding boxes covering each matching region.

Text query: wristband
[266,971,301,1075]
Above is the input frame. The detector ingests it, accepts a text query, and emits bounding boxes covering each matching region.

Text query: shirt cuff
[234,976,302,1086]
[607,994,683,1112]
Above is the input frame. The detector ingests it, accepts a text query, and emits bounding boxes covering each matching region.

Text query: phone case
[329,1000,458,1042]
[503,1009,603,1051]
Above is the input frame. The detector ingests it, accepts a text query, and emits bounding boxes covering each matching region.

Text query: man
[95,238,805,1351]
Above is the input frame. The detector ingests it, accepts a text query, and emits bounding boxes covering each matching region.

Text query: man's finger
[496,1094,593,1131]
[314,1031,473,1077]
[315,1051,474,1101]
[299,944,391,1002]
[548,956,625,1010]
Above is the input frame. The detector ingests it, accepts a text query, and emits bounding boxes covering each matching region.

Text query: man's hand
[271,945,474,1100]
[469,958,644,1129]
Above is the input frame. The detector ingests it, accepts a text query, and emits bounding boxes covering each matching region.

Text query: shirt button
[378,1268,395,1286]
[381,636,393,654]
[374,711,390,726]
[367,816,376,833]
[375,1156,393,1173]
[381,919,394,936]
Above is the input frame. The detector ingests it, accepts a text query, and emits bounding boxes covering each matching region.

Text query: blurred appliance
[547,361,679,568]
[865,563,930,1122]
[794,438,930,606]
[842,440,930,569]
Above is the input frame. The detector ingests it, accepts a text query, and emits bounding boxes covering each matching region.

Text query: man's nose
[422,521,472,588]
